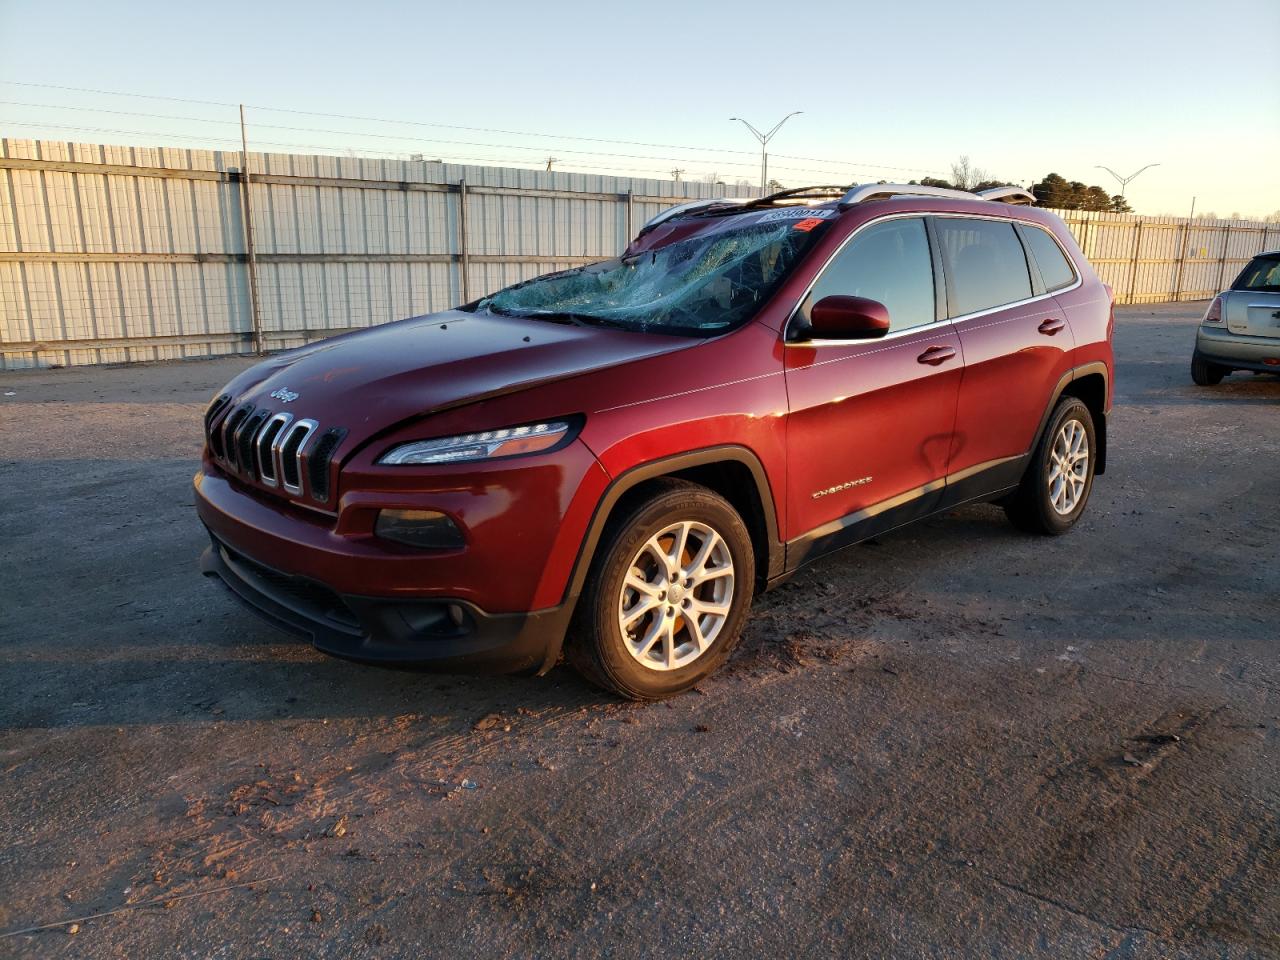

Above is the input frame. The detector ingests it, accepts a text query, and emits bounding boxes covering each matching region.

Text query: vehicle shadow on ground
[0,453,1237,733]
[0,503,1006,733]
[1113,355,1280,406]
[0,618,615,731]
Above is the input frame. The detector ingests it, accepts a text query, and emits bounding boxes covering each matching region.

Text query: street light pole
[1095,162,1160,199]
[730,112,802,195]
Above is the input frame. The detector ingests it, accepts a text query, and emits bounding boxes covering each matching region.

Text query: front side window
[1233,255,1280,292]
[478,213,832,337]
[935,218,1034,317]
[797,217,936,334]
[1021,225,1077,291]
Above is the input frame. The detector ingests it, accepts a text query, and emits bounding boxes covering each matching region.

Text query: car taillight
[1203,296,1223,324]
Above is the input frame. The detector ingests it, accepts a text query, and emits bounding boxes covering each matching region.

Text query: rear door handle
[917,345,957,366]
[1038,318,1067,336]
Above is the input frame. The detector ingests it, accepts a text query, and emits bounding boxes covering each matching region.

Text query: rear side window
[1233,255,1280,292]
[935,218,1033,317]
[800,217,936,333]
[1021,225,1076,291]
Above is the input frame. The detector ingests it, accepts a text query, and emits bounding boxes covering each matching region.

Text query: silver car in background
[1193,250,1280,385]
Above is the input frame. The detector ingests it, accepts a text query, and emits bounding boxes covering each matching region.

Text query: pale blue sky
[2,0,1277,216]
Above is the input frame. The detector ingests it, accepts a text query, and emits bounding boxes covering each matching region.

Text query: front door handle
[1038,318,1067,336]
[917,345,957,366]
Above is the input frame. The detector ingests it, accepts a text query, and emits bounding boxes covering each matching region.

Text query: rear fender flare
[1033,361,1109,475]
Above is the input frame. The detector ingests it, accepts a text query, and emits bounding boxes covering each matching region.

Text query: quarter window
[799,218,936,333]
[1021,225,1076,291]
[935,218,1033,316]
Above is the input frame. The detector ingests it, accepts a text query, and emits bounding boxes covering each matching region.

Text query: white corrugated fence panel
[4,137,1277,368]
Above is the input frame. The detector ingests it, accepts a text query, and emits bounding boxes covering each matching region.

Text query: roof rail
[755,184,847,204]
[838,183,1038,208]
[838,183,977,207]
[638,197,748,235]
[976,186,1037,205]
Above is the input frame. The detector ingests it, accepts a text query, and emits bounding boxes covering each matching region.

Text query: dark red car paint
[195,195,1113,673]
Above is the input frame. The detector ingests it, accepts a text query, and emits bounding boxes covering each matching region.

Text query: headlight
[378,419,576,466]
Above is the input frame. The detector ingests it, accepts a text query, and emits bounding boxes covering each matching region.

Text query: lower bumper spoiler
[200,535,570,675]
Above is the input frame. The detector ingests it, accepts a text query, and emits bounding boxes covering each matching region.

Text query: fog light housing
[375,509,465,549]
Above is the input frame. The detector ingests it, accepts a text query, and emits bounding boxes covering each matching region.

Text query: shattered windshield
[478,209,835,336]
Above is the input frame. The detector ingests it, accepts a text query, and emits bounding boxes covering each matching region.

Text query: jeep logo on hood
[269,387,299,403]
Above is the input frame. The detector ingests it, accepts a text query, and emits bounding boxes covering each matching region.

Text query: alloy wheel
[617,520,735,671]
[1048,418,1089,515]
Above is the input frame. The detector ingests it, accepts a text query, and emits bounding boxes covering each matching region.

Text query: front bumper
[200,533,571,673]
[1195,326,1280,373]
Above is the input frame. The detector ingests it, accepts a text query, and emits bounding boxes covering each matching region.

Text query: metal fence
[2,137,1277,369]
[1057,210,1275,306]
[0,138,756,369]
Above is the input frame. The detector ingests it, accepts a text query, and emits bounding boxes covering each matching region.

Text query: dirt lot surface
[1,303,1277,958]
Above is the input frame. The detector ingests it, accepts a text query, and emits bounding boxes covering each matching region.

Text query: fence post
[1216,224,1232,292]
[625,190,634,253]
[1126,220,1143,305]
[457,178,470,304]
[1172,216,1192,302]
[237,104,264,354]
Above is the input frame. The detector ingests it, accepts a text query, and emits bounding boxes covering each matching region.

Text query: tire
[1004,396,1097,536]
[566,478,755,700]
[1191,352,1227,386]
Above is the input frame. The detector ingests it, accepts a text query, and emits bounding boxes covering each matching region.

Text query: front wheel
[567,479,755,700]
[1004,396,1097,536]
[1191,352,1228,386]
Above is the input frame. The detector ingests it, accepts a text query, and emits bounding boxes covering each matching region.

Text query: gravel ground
[1,303,1277,959]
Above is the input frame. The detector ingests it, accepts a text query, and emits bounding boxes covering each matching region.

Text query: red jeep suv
[196,183,1113,699]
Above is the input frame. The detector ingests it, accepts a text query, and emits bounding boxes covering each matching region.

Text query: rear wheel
[1004,396,1096,536]
[1191,352,1228,386]
[567,479,755,700]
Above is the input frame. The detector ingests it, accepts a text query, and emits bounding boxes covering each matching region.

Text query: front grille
[221,544,361,632]
[204,394,232,451]
[307,427,347,503]
[220,404,253,470]
[208,398,344,504]
[235,409,270,475]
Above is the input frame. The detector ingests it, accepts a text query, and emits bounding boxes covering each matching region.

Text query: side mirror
[808,295,891,340]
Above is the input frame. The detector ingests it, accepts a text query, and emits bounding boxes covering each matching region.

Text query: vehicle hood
[223,309,695,435]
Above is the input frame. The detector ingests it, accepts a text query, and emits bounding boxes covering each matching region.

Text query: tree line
[710,154,1146,214]
[907,157,1132,212]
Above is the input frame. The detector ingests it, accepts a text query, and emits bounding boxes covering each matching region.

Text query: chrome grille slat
[255,412,293,487]
[278,418,319,496]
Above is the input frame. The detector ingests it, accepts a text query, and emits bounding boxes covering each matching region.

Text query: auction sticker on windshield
[756,208,837,224]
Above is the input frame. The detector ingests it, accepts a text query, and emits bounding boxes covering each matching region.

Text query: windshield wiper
[488,306,626,329]
[519,310,595,326]
[484,304,579,325]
